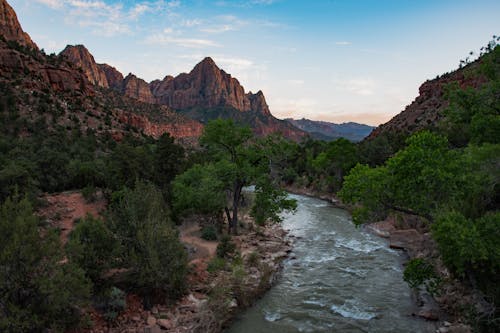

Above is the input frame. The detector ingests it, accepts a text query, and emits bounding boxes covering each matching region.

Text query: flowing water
[227,194,435,333]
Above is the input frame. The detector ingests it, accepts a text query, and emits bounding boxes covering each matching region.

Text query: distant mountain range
[285,118,374,142]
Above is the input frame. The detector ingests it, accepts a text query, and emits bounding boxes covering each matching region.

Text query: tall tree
[174,119,296,234]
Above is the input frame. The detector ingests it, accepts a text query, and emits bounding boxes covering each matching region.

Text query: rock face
[118,110,204,139]
[152,57,255,111]
[1,0,304,140]
[121,73,155,104]
[60,45,109,88]
[150,57,305,140]
[0,0,203,142]
[367,62,486,140]
[0,0,37,49]
[99,63,123,90]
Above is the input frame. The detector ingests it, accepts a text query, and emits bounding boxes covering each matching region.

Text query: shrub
[108,181,188,302]
[403,258,440,294]
[81,185,96,202]
[216,235,236,259]
[94,287,126,322]
[66,214,116,286]
[207,257,226,273]
[201,225,218,241]
[0,195,91,331]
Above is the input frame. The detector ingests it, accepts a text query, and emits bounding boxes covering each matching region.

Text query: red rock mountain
[60,45,109,87]
[151,57,270,114]
[0,0,37,49]
[367,62,486,140]
[99,63,123,89]
[60,48,304,139]
[0,0,202,142]
[121,73,156,104]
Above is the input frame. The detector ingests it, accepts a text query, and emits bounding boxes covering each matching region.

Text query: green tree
[312,138,359,191]
[339,131,461,224]
[172,163,226,217]
[176,119,296,234]
[108,181,187,305]
[0,195,90,332]
[66,214,116,287]
[153,133,185,199]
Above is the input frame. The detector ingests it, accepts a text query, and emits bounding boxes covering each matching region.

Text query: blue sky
[9,0,500,125]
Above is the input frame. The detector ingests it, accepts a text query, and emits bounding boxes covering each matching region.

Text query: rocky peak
[0,0,37,49]
[151,57,276,113]
[98,63,124,90]
[149,75,174,97]
[121,73,155,104]
[60,45,109,88]
[247,90,271,115]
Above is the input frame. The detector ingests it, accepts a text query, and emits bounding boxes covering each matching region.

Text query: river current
[227,194,435,333]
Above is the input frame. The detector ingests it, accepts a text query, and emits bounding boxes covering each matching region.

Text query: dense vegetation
[0,103,296,330]
[339,41,500,330]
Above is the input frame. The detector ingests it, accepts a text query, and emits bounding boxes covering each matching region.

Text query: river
[227,193,435,333]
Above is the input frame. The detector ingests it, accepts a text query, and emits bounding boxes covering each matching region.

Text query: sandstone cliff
[121,73,156,104]
[0,0,37,49]
[151,57,266,113]
[2,0,303,140]
[60,45,109,88]
[99,63,124,90]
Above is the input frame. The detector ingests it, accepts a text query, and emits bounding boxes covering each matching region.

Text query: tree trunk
[229,182,243,235]
[225,207,232,233]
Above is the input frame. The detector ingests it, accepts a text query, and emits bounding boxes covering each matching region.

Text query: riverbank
[367,216,475,333]
[81,215,292,333]
[284,184,345,208]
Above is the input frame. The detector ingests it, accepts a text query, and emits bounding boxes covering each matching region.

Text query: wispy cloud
[34,0,64,9]
[35,0,181,37]
[215,0,279,7]
[335,41,352,46]
[145,34,219,48]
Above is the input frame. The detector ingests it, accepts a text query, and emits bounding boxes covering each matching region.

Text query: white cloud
[215,0,278,7]
[200,24,235,33]
[34,1,181,37]
[34,0,64,8]
[335,41,352,45]
[182,19,203,27]
[145,34,219,48]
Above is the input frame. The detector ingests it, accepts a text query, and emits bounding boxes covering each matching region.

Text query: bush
[201,225,218,241]
[403,258,440,294]
[66,214,116,286]
[81,185,97,202]
[207,257,226,273]
[0,195,91,331]
[94,287,126,322]
[108,181,188,302]
[216,235,236,259]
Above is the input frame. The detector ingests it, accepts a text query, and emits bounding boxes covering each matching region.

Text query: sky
[8,0,500,126]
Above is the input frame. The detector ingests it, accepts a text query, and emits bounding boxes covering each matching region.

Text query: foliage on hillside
[339,41,500,330]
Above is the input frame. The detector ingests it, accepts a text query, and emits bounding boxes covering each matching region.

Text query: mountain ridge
[58,45,305,140]
[286,118,374,142]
